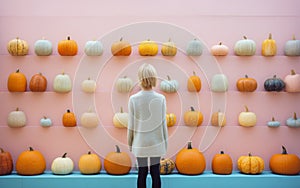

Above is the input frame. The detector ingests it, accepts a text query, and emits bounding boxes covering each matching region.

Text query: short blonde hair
[138,63,157,89]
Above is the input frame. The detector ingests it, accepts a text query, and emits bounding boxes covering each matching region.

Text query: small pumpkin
[211,74,228,92]
[7,37,29,56]
[111,37,132,56]
[286,112,300,128]
[0,148,13,175]
[166,113,176,127]
[284,35,300,56]
[284,69,300,92]
[211,110,226,127]
[186,39,203,56]
[57,36,78,56]
[53,72,72,93]
[269,146,300,175]
[84,40,103,56]
[81,77,97,93]
[104,145,132,175]
[7,107,27,128]
[175,141,206,175]
[267,117,280,128]
[40,116,52,127]
[264,75,285,92]
[113,107,128,128]
[234,36,256,56]
[238,105,256,127]
[34,38,53,56]
[78,151,102,175]
[161,38,177,56]
[138,39,158,56]
[211,42,229,56]
[29,73,47,92]
[261,33,277,56]
[7,69,27,92]
[160,158,175,175]
[80,108,99,128]
[116,76,133,93]
[187,71,201,92]
[238,153,264,174]
[16,147,46,175]
[236,75,257,92]
[62,109,77,127]
[184,106,203,127]
[212,151,233,175]
[160,75,179,93]
[51,153,74,175]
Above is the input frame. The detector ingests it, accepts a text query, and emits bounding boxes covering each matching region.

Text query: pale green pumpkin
[186,39,203,56]
[40,116,52,127]
[286,112,300,128]
[234,36,256,56]
[211,74,228,92]
[160,75,179,93]
[84,40,103,56]
[34,38,53,56]
[284,35,300,56]
[53,72,72,93]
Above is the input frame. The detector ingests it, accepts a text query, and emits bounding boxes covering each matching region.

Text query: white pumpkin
[238,106,257,127]
[84,40,103,56]
[113,107,128,128]
[53,72,72,93]
[7,108,27,128]
[186,39,203,56]
[234,36,256,56]
[116,76,133,93]
[80,108,99,128]
[160,75,179,93]
[81,77,97,93]
[34,38,53,56]
[211,42,229,56]
[40,116,52,127]
[284,35,300,56]
[211,74,228,92]
[51,153,74,175]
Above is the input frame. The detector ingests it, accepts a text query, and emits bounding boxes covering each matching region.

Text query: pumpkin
[81,77,97,93]
[211,42,229,56]
[0,148,13,175]
[267,117,280,128]
[16,147,46,175]
[234,36,256,56]
[284,35,300,56]
[187,71,201,92]
[160,158,175,175]
[40,116,52,127]
[7,37,29,56]
[34,38,53,56]
[79,151,102,175]
[104,145,132,175]
[269,146,300,175]
[161,38,177,56]
[57,36,78,56]
[284,69,300,92]
[51,153,74,175]
[84,40,103,56]
[80,108,99,128]
[29,73,47,92]
[7,107,27,128]
[236,75,257,92]
[237,153,264,174]
[184,106,203,127]
[186,39,203,56]
[166,113,176,127]
[175,141,206,175]
[113,107,128,128]
[53,72,72,93]
[211,110,226,127]
[160,75,179,93]
[264,75,285,92]
[212,151,233,175]
[111,37,132,56]
[211,74,228,92]
[7,69,27,92]
[62,109,77,127]
[138,39,158,56]
[238,105,256,127]
[286,112,300,128]
[116,76,133,93]
[261,33,277,56]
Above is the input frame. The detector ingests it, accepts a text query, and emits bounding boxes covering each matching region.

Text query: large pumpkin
[62,109,77,127]
[160,158,175,175]
[7,37,29,56]
[57,36,78,56]
[212,151,233,175]
[264,75,285,92]
[186,39,203,56]
[187,71,201,92]
[160,75,179,93]
[269,146,300,175]
[236,75,257,92]
[238,153,264,174]
[7,69,27,92]
[111,37,132,56]
[104,145,132,175]
[53,72,72,93]
[7,108,27,128]
[0,148,13,175]
[16,147,46,175]
[175,141,206,175]
[161,38,177,56]
[284,35,300,56]
[34,38,53,56]
[211,74,228,92]
[284,69,300,92]
[234,36,256,56]
[184,106,203,127]
[29,73,47,92]
[79,151,102,175]
[138,39,158,56]
[238,105,256,127]
[84,40,103,56]
[51,153,74,175]
[261,33,277,56]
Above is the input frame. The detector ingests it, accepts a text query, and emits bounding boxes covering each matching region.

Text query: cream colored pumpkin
[81,77,97,93]
[53,72,72,93]
[238,106,257,127]
[7,108,27,128]
[113,107,128,128]
[211,42,229,56]
[234,36,256,56]
[80,108,99,128]
[51,153,74,175]
[116,76,133,93]
[84,40,103,56]
[7,37,29,56]
[211,111,226,127]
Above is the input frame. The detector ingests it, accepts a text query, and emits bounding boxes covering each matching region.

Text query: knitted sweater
[127,90,168,157]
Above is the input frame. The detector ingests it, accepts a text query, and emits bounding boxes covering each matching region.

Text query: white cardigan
[127,90,168,157]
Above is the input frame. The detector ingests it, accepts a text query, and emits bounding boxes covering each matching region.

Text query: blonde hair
[138,63,157,89]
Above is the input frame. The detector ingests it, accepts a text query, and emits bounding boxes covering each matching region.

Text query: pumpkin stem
[120,37,123,41]
[248,153,252,157]
[243,36,248,40]
[115,145,121,153]
[62,153,67,158]
[193,71,196,76]
[168,38,172,42]
[190,106,195,111]
[120,107,123,113]
[293,112,297,120]
[244,105,249,112]
[15,107,19,111]
[273,75,277,78]
[282,146,288,154]
[88,151,91,155]
[187,141,192,149]
[220,151,224,154]
[43,116,48,119]
[67,36,71,40]
[219,42,223,45]
[291,69,296,75]
[268,33,272,40]
[292,35,296,40]
[16,69,20,73]
[0,148,4,153]
[245,75,249,78]
[67,109,71,113]
[29,147,34,151]
[167,75,171,81]
[271,117,275,121]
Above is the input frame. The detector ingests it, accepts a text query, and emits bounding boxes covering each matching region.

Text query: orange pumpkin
[104,145,131,175]
[78,151,102,175]
[269,146,300,175]
[29,73,47,92]
[236,75,257,92]
[138,39,158,56]
[16,147,46,175]
[238,153,264,174]
[212,151,233,175]
[62,109,77,127]
[184,106,203,127]
[7,69,27,92]
[175,141,206,175]
[111,37,132,56]
[58,36,78,56]
[187,71,201,92]
[261,33,277,56]
[0,148,13,175]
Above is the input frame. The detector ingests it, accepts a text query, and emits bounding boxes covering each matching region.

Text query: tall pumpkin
[58,36,78,56]
[0,148,13,175]
[104,145,131,175]
[261,33,277,56]
[53,72,72,93]
[7,69,27,92]
[187,71,201,92]
[184,106,203,127]
[7,37,29,56]
[29,73,47,92]
[62,109,77,127]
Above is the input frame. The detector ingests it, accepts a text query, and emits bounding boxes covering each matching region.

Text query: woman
[127,63,168,188]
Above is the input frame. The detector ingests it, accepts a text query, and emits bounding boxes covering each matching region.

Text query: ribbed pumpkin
[284,69,300,92]
[264,75,285,92]
[53,72,72,93]
[238,153,264,174]
[34,38,53,56]
[0,148,13,175]
[160,158,175,175]
[262,33,277,56]
[138,39,158,56]
[236,75,257,92]
[187,71,201,92]
[166,113,176,127]
[7,37,29,56]
[238,105,257,127]
[7,69,27,92]
[175,141,206,175]
[116,76,133,93]
[84,40,103,56]
[234,36,256,56]
[160,75,179,93]
[184,106,203,127]
[111,37,132,56]
[79,151,102,175]
[267,117,281,128]
[57,36,78,56]
[62,109,77,127]
[212,151,233,175]
[284,35,300,56]
[211,42,229,56]
[29,73,47,92]
[7,108,27,128]
[51,153,74,175]
[104,145,131,175]
[186,39,203,56]
[161,38,177,56]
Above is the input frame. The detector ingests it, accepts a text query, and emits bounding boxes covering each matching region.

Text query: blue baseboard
[0,171,299,188]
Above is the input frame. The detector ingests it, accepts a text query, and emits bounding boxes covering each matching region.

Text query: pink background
[0,0,300,171]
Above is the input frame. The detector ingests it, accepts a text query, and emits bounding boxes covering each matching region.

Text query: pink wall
[0,0,300,171]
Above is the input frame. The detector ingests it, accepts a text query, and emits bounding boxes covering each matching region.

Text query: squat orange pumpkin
[58,36,78,56]
[7,69,27,92]
[236,75,257,92]
[104,145,131,175]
